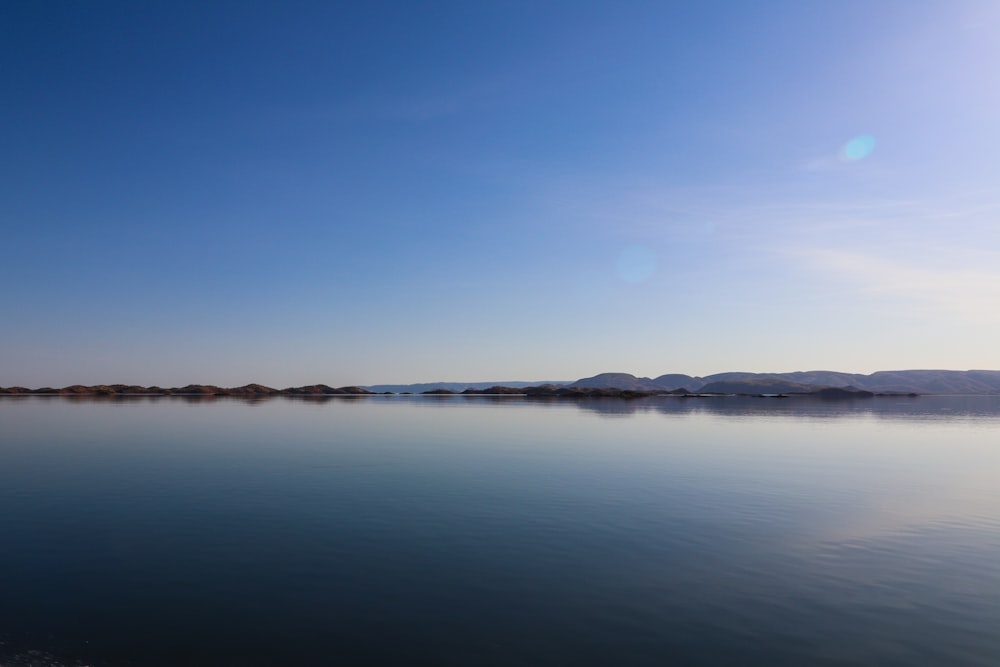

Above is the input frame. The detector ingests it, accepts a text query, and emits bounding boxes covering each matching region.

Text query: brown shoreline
[0,383,889,399]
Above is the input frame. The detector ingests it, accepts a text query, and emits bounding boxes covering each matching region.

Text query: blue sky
[2,1,999,386]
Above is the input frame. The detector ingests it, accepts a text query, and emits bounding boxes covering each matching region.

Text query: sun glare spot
[842,135,876,161]
[616,245,657,284]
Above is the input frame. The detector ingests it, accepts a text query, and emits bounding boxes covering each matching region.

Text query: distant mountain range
[365,370,1000,395]
[564,370,1000,395]
[362,380,569,394]
[3,370,1000,397]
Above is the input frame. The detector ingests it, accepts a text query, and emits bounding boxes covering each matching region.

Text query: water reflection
[8,393,999,423]
[556,394,1000,422]
[1,396,999,666]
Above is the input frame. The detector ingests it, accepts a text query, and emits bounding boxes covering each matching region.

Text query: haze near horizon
[2,1,998,387]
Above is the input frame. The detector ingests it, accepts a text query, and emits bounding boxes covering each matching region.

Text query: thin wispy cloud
[784,246,1000,323]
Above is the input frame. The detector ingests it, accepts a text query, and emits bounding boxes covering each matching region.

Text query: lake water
[1,395,999,666]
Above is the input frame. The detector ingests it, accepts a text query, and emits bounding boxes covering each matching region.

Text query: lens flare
[843,135,876,161]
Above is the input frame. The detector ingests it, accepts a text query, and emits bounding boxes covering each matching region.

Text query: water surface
[1,395,999,666]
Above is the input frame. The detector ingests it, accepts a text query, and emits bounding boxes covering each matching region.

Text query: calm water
[1,395,999,666]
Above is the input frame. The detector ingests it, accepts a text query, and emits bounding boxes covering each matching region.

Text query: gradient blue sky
[3,1,999,386]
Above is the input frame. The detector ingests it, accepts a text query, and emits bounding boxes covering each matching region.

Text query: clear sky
[2,1,999,387]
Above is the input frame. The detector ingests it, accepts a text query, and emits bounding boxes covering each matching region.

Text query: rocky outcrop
[814,386,875,399]
[461,386,526,395]
[523,385,663,398]
[0,384,371,397]
[570,373,661,391]
[282,385,372,395]
[699,379,817,395]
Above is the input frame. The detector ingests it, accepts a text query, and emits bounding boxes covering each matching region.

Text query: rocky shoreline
[0,383,892,399]
[0,383,373,397]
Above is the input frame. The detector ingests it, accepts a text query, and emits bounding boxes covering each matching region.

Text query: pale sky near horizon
[2,1,999,387]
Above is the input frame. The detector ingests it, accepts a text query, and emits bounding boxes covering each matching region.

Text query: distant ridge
[3,370,999,397]
[570,373,697,391]
[569,369,1000,395]
[362,380,570,394]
